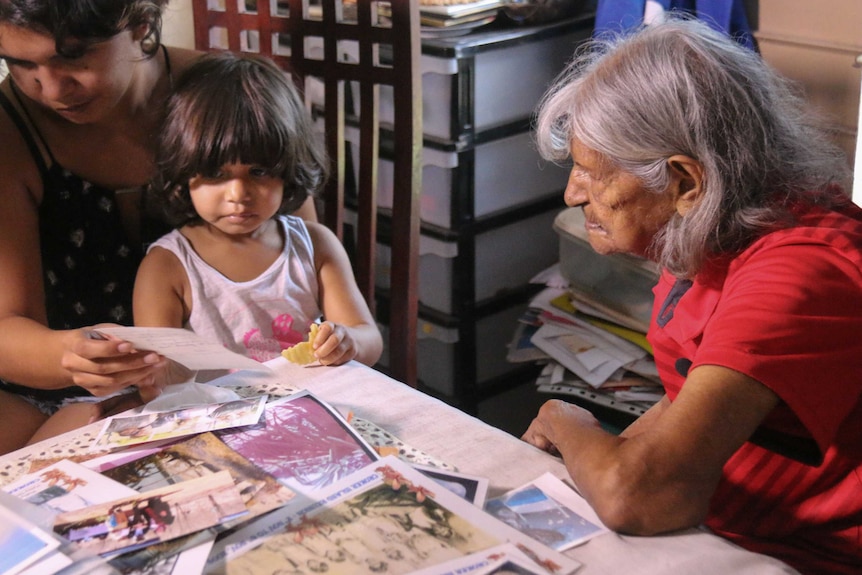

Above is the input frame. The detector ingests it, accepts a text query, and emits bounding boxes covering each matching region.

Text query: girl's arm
[130,246,194,391]
[306,222,384,367]
[132,246,189,329]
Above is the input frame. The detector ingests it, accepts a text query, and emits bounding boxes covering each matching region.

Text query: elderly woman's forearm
[546,407,715,534]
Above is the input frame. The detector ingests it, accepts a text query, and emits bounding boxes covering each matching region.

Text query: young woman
[0,1,316,452]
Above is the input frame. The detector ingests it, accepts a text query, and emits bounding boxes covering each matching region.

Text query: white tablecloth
[0,359,799,574]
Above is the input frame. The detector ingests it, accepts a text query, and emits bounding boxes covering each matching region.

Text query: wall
[163,0,196,49]
[754,0,862,185]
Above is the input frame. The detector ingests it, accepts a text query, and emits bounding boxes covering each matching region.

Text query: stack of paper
[508,266,665,413]
[419,0,504,27]
[377,0,502,29]
[2,385,596,575]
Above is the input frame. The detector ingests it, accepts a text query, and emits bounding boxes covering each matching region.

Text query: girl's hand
[311,321,359,366]
[60,326,169,398]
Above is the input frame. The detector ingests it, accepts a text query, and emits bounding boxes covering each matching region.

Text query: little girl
[135,51,382,369]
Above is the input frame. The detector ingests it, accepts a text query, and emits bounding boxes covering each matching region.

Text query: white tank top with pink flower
[148,215,321,362]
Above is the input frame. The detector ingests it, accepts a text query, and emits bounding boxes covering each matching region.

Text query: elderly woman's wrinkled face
[564,140,677,258]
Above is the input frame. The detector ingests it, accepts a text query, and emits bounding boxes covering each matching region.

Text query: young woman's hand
[89,360,194,422]
[60,326,169,398]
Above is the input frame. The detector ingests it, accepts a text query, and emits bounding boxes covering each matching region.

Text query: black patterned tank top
[0,88,141,329]
[0,47,173,330]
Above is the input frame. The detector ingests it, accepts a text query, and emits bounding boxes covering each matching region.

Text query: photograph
[4,459,138,515]
[98,432,295,575]
[412,463,490,507]
[92,396,268,450]
[53,471,247,557]
[0,505,61,575]
[485,472,606,551]
[217,390,379,493]
[108,533,215,575]
[100,431,295,520]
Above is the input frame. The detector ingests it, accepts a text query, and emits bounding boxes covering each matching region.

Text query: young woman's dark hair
[0,0,168,57]
[150,51,329,227]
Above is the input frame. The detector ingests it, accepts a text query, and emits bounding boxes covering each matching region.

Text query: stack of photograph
[1,368,605,575]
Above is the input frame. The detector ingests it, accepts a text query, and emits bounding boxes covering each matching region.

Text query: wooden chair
[190,0,423,386]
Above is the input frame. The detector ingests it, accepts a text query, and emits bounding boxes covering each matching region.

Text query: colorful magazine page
[4,459,138,515]
[207,456,581,575]
[0,504,61,575]
[53,470,246,557]
[485,472,607,552]
[92,395,267,451]
[412,463,490,507]
[217,390,379,494]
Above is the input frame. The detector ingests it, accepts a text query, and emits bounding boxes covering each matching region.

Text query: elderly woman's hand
[522,399,604,457]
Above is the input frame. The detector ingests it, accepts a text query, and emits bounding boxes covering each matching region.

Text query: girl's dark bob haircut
[150,51,329,226]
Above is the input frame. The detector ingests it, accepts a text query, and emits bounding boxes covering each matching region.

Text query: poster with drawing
[207,456,581,575]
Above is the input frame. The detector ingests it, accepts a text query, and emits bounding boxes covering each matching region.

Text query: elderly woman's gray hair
[535,17,850,278]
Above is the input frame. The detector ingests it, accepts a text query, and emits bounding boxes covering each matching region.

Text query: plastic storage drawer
[374,207,562,315]
[347,128,569,230]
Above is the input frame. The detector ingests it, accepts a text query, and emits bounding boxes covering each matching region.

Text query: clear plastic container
[554,208,659,329]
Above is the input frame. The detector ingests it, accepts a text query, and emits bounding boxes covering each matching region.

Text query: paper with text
[94,327,269,372]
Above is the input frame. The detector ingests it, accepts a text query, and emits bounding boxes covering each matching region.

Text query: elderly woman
[522,17,862,575]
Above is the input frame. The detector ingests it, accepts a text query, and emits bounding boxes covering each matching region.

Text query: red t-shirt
[648,201,862,574]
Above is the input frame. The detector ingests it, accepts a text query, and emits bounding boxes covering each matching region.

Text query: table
[0,359,798,575]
